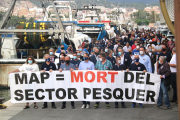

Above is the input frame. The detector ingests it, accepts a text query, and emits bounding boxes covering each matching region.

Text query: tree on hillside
[20,15,26,22]
[28,17,36,23]
[131,10,160,25]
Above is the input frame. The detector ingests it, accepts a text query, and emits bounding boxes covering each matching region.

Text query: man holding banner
[113,56,127,108]
[41,54,57,109]
[59,56,76,109]
[94,52,113,109]
[78,53,95,109]
[127,54,147,108]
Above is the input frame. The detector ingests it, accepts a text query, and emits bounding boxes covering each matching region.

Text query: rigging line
[40,0,57,27]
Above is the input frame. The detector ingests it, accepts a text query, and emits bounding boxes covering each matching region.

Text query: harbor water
[0,89,10,103]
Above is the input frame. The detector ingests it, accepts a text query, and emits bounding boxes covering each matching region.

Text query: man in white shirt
[168,47,177,102]
[155,41,162,55]
[103,36,108,45]
[146,40,155,50]
[123,42,132,52]
[139,47,152,73]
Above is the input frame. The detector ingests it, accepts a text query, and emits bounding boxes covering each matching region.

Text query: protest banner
[9,71,161,104]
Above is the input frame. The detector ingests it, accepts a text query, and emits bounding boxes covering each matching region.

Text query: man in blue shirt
[70,52,81,70]
[79,53,95,109]
[56,45,68,54]
[106,49,116,66]
[83,44,89,54]
[132,43,140,55]
[139,47,152,73]
[94,52,113,109]
[59,56,76,109]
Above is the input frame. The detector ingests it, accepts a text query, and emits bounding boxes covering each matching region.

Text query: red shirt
[132,44,136,50]
[82,42,85,49]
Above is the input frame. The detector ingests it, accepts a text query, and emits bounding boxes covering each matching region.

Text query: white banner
[9,71,161,104]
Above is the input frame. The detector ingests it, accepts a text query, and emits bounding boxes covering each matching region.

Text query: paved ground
[0,91,179,120]
[0,64,179,120]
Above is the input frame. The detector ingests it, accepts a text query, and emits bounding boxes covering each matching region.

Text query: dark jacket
[146,52,156,67]
[123,54,132,69]
[90,54,98,65]
[158,63,171,82]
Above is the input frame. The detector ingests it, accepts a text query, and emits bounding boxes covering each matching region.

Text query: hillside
[107,0,159,4]
[0,0,160,10]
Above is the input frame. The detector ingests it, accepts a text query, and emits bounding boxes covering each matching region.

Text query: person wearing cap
[116,48,132,68]
[113,56,127,108]
[82,40,89,49]
[94,52,113,109]
[132,43,140,55]
[123,42,132,53]
[76,50,84,61]
[126,54,147,108]
[146,39,155,50]
[157,45,171,73]
[56,45,68,54]
[70,52,81,70]
[94,40,103,52]
[49,48,58,63]
[79,53,95,109]
[106,49,116,66]
[83,44,90,54]
[146,45,156,73]
[139,47,152,73]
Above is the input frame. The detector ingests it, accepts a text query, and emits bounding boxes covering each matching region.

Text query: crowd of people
[9,28,177,110]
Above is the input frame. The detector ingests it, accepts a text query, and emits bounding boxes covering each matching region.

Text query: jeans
[132,102,142,106]
[115,102,125,106]
[171,73,177,100]
[96,102,109,105]
[152,67,154,73]
[157,81,170,107]
[62,101,74,106]
[43,102,55,107]
[82,101,90,105]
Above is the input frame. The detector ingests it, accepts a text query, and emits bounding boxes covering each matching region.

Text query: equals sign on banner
[56,74,64,81]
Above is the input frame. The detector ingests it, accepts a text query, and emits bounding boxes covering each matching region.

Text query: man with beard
[59,56,76,109]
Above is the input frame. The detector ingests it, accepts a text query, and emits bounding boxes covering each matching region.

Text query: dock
[0,89,178,120]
